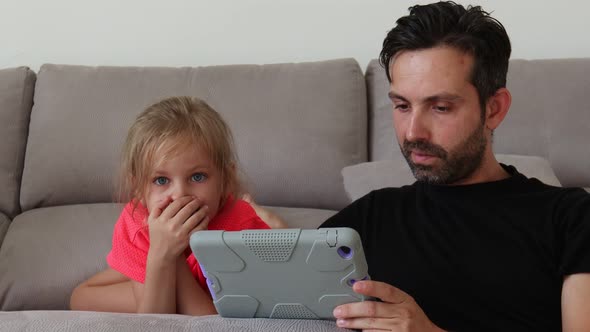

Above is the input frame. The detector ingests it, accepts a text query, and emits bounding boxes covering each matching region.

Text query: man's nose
[406,111,430,142]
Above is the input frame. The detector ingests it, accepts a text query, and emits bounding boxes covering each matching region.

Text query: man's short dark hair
[380,1,511,112]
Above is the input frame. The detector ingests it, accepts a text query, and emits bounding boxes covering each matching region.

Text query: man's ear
[485,87,512,131]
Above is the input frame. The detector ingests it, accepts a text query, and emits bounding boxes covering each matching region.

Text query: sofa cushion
[498,59,590,188]
[495,155,561,186]
[365,59,393,162]
[0,67,35,218]
[365,58,590,189]
[0,202,336,310]
[342,159,412,202]
[0,204,122,310]
[342,154,562,202]
[264,206,337,229]
[0,213,9,247]
[0,311,345,332]
[21,59,367,212]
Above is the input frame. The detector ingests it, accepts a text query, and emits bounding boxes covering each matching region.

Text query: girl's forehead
[156,135,204,155]
[149,139,212,168]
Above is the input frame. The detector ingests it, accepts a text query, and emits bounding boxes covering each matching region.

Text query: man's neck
[449,156,510,186]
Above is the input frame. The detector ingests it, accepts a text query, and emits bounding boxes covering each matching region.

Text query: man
[320,2,590,331]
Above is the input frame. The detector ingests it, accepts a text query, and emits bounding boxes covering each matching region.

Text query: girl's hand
[147,196,210,263]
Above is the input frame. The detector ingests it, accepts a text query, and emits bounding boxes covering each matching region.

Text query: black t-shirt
[321,165,590,331]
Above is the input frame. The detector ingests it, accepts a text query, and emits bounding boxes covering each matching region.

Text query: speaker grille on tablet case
[270,304,318,319]
[241,230,299,262]
[190,228,370,319]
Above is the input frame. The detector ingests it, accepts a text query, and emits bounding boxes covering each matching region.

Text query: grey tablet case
[189,227,370,319]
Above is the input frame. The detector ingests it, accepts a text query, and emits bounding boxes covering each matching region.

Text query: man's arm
[562,273,590,332]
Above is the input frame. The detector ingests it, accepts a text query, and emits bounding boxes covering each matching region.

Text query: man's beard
[400,123,487,185]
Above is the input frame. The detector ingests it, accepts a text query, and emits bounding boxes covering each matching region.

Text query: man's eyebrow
[424,93,463,103]
[388,91,408,102]
[388,91,463,103]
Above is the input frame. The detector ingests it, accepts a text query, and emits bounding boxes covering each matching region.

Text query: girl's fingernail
[336,319,347,326]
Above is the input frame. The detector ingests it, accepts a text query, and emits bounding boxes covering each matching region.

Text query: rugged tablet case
[190,227,370,319]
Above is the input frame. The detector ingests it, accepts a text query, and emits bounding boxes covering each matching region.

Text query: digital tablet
[189,227,370,319]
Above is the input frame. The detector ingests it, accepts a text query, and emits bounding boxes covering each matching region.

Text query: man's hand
[333,280,445,332]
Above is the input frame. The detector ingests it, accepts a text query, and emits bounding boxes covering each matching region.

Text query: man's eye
[191,173,207,182]
[434,105,450,112]
[154,177,169,186]
[394,104,410,112]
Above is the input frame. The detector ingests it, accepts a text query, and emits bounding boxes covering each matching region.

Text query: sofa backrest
[0,67,36,219]
[20,59,367,212]
[366,58,590,188]
[0,212,9,247]
[496,59,590,187]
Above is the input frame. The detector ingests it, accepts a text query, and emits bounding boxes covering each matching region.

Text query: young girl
[70,96,284,314]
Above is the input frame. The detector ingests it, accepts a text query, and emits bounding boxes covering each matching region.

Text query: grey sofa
[1,57,589,331]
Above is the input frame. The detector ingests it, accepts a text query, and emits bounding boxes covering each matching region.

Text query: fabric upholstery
[0,202,335,310]
[497,59,590,188]
[20,60,367,212]
[364,59,393,162]
[0,213,9,247]
[342,154,562,202]
[495,155,561,186]
[3,57,588,329]
[0,311,349,332]
[263,206,337,229]
[342,159,412,202]
[0,204,123,310]
[365,58,590,189]
[0,67,35,218]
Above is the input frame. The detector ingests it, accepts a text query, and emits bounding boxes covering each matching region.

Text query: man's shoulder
[507,177,590,221]
[520,177,589,200]
[552,186,590,208]
[360,184,418,201]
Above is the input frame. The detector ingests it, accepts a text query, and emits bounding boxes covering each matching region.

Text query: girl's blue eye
[191,173,207,183]
[154,177,168,186]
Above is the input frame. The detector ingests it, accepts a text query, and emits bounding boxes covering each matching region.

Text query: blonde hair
[118,96,241,206]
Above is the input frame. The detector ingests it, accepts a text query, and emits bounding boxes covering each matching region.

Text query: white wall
[2,0,589,71]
